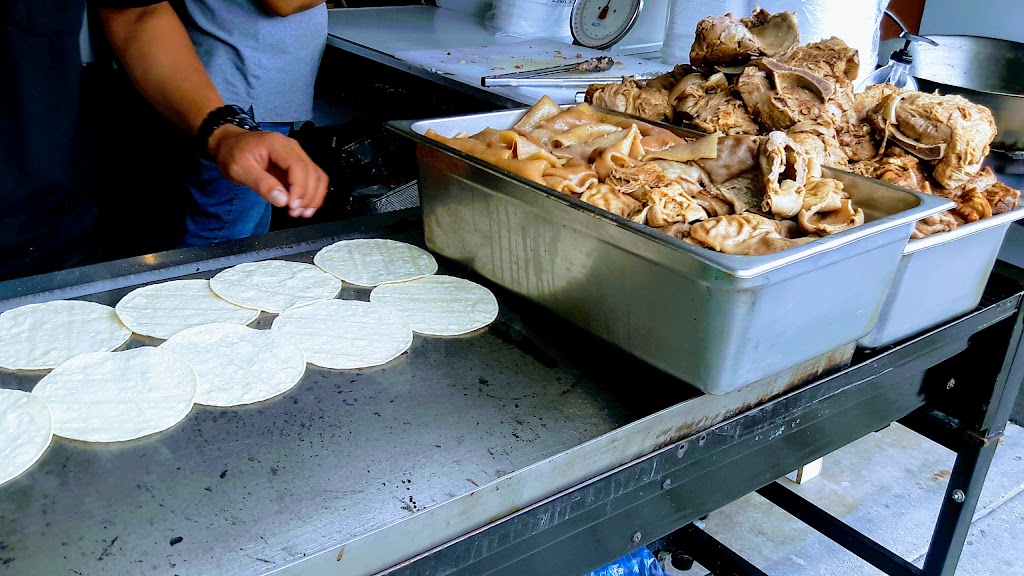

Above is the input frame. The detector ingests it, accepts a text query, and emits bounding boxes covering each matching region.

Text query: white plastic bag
[756,0,889,84]
[485,0,572,41]
[662,0,889,83]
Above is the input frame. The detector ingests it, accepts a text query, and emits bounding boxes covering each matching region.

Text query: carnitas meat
[852,146,933,194]
[696,134,761,185]
[585,79,674,123]
[798,198,864,236]
[686,213,814,255]
[985,181,1022,215]
[870,90,998,189]
[577,6,1024,243]
[759,131,811,217]
[912,212,960,239]
[778,37,859,89]
[689,8,799,69]
[736,62,836,132]
[672,72,760,135]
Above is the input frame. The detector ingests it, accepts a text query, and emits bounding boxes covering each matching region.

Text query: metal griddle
[0,210,828,576]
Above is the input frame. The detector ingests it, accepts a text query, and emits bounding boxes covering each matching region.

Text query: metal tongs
[482,56,638,87]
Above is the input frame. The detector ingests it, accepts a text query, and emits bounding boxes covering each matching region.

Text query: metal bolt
[952,489,966,503]
[947,379,956,390]
[662,478,672,490]
[631,531,642,544]
[676,442,687,458]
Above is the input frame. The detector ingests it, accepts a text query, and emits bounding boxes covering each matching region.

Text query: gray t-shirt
[176,1,327,123]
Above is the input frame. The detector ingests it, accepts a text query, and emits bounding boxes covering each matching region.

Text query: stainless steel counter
[326,7,533,108]
[0,210,809,576]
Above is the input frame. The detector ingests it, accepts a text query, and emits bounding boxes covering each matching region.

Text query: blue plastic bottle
[585,547,665,576]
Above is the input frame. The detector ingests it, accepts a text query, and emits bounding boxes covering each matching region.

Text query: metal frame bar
[755,482,922,576]
[671,273,1024,576]
[377,278,1024,576]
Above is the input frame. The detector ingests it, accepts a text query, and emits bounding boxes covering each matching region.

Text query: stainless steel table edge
[268,366,818,576]
[0,211,419,313]
[325,30,533,110]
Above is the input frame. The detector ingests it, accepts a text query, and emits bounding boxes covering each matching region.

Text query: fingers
[264,135,329,219]
[221,152,291,208]
[214,130,328,218]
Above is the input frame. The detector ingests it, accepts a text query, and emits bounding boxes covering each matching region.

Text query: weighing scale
[569,0,669,54]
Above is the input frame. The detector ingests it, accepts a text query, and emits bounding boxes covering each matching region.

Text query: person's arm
[98,3,327,218]
[261,0,325,17]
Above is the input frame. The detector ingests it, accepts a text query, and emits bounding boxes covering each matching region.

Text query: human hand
[209,125,328,218]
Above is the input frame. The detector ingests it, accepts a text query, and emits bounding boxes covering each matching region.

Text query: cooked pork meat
[787,121,849,169]
[713,172,765,215]
[798,198,864,236]
[933,168,997,223]
[696,134,761,185]
[912,211,960,239]
[607,162,676,196]
[736,65,833,131]
[759,131,811,217]
[687,213,814,255]
[689,13,762,68]
[948,188,993,223]
[836,123,879,162]
[985,181,1022,215]
[694,190,735,217]
[657,221,693,239]
[586,79,674,123]
[742,8,800,58]
[634,182,709,226]
[673,72,760,135]
[574,6,1023,244]
[645,64,697,91]
[871,91,998,189]
[580,183,641,218]
[689,9,799,68]
[801,177,846,215]
[853,146,933,194]
[778,37,859,88]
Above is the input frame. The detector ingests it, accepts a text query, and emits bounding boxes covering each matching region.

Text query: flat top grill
[0,209,1018,576]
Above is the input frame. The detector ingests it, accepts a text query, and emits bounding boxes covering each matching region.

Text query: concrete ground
[665,422,1024,576]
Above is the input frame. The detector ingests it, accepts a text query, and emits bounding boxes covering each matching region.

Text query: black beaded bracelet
[196,105,260,158]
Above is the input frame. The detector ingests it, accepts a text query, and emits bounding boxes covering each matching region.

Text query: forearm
[100,3,222,135]
[261,0,324,17]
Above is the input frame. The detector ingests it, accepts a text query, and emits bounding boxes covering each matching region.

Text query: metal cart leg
[920,432,1000,576]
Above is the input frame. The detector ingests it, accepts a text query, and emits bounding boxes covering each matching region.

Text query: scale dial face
[570,0,643,50]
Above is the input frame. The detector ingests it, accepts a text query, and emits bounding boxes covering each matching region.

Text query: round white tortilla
[0,300,132,371]
[370,275,499,336]
[313,239,437,287]
[161,324,306,407]
[32,347,197,443]
[271,299,412,369]
[0,389,53,486]
[115,279,260,340]
[210,260,341,314]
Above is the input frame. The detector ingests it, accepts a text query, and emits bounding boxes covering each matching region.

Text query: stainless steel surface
[389,108,952,394]
[482,70,663,88]
[862,207,1024,348]
[902,35,1024,154]
[0,211,846,576]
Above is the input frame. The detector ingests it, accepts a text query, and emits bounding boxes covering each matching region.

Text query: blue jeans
[180,121,294,247]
